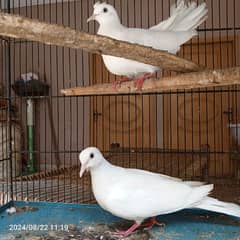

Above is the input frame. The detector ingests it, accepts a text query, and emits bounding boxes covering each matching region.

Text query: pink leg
[114,223,141,237]
[135,72,153,90]
[112,76,132,90]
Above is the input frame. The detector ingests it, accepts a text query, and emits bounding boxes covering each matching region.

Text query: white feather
[151,0,208,32]
[195,197,240,217]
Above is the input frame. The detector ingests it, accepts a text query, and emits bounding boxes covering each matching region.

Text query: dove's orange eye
[103,8,108,13]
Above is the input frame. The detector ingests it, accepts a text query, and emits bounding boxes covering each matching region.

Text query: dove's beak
[79,163,87,178]
[87,14,97,23]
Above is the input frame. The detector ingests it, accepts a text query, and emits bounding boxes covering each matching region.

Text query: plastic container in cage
[0,122,22,180]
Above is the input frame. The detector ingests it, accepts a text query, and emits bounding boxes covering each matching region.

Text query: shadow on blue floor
[0,201,239,239]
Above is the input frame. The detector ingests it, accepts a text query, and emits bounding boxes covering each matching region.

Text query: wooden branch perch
[0,11,204,73]
[61,67,240,96]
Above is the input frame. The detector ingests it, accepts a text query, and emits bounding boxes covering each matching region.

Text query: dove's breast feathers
[102,55,158,77]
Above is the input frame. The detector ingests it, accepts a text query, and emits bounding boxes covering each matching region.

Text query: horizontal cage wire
[0,0,239,206]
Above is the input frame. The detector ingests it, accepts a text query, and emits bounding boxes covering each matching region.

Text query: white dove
[87,0,208,90]
[79,147,240,237]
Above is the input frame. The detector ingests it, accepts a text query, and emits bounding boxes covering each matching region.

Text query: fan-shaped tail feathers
[151,0,208,32]
[195,197,240,218]
[186,184,214,206]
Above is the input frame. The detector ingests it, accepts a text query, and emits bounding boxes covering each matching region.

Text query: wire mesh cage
[0,0,239,206]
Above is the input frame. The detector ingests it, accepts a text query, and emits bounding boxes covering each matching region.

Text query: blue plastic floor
[0,201,239,239]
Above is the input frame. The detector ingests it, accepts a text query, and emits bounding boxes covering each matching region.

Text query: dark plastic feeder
[12,79,49,97]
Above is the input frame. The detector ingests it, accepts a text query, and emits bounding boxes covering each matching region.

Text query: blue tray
[0,201,239,239]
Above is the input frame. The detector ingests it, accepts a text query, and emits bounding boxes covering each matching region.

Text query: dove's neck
[90,158,119,189]
[90,158,121,210]
[98,18,124,36]
[90,157,113,177]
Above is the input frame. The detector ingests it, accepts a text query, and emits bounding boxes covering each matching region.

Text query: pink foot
[140,217,165,230]
[112,76,132,90]
[135,72,153,91]
[113,223,140,237]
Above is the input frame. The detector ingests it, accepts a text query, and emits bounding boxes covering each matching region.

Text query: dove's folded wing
[103,168,195,219]
[127,168,205,186]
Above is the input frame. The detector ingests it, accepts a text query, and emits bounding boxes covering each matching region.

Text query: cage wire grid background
[0,0,239,206]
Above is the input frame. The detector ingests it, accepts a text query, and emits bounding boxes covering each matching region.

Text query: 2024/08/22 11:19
[8,224,69,231]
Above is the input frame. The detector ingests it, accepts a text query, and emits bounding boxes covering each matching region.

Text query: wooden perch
[62,67,240,96]
[0,11,204,73]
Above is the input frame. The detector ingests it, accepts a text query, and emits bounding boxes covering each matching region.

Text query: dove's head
[87,1,120,26]
[79,147,105,177]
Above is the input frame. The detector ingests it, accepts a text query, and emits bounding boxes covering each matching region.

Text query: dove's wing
[150,0,207,32]
[127,168,182,181]
[128,168,205,186]
[101,27,196,53]
[150,0,186,31]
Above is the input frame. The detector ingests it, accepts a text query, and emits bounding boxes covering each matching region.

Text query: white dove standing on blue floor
[79,147,240,237]
[87,0,208,90]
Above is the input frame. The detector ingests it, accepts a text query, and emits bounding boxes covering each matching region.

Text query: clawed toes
[111,230,130,237]
[112,81,120,90]
[155,222,165,227]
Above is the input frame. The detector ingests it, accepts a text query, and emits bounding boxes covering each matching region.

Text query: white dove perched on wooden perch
[79,147,240,237]
[87,0,208,90]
